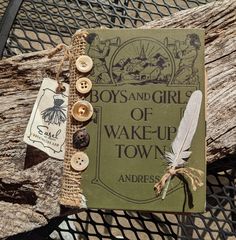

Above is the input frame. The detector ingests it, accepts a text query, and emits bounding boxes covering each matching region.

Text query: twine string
[48,43,72,93]
[154,166,204,196]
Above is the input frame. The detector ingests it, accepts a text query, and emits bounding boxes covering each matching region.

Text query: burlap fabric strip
[60,30,88,208]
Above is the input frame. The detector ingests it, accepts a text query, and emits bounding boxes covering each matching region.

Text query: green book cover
[81,29,206,212]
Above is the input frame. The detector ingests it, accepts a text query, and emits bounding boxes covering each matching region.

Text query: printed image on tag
[24,78,69,160]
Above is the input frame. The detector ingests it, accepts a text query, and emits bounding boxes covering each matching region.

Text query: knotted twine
[154,165,204,198]
[48,43,72,93]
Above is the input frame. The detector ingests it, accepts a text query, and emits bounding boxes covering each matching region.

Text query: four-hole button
[73,128,90,149]
[76,77,92,94]
[70,152,89,171]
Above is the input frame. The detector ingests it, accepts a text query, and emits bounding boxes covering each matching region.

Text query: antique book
[60,28,206,213]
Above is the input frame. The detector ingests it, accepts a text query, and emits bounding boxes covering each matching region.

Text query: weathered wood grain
[0,0,235,238]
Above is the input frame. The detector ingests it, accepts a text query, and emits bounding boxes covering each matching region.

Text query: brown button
[73,128,90,149]
[76,77,92,94]
[70,152,89,171]
[76,55,93,73]
[71,100,93,122]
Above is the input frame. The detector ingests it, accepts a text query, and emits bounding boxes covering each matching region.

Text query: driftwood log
[0,0,235,238]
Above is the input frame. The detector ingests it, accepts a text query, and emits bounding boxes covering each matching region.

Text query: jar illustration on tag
[41,95,67,126]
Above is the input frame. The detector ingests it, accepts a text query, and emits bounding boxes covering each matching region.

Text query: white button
[71,100,93,122]
[76,55,93,73]
[70,152,89,171]
[76,77,92,94]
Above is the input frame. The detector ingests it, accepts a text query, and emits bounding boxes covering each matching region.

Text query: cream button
[71,100,93,122]
[70,152,89,171]
[76,55,93,73]
[76,77,92,94]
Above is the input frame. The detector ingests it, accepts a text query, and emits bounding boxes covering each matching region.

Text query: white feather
[166,90,203,167]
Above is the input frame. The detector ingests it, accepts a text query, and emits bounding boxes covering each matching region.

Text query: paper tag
[24,78,69,160]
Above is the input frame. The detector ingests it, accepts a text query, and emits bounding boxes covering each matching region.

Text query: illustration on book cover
[86,33,201,86]
[81,31,205,211]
